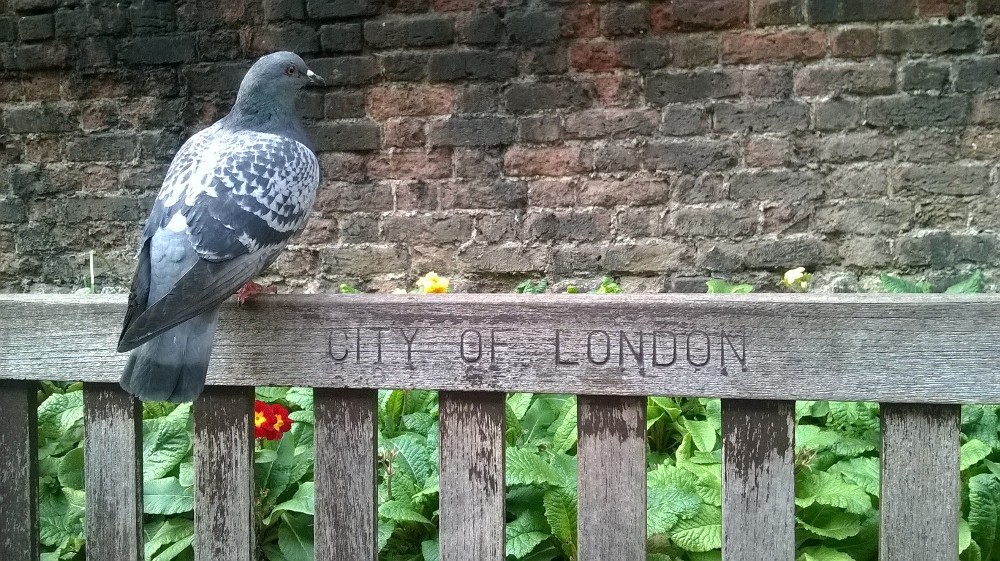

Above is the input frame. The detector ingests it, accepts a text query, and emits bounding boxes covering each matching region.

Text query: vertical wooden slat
[0,381,38,560]
[722,399,795,561]
[439,391,505,561]
[315,388,377,560]
[578,395,646,561]
[881,403,960,561]
[84,383,143,561]
[194,386,254,561]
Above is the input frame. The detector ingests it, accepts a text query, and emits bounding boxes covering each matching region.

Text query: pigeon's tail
[120,307,221,403]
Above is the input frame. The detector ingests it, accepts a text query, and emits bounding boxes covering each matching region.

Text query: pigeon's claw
[237,281,278,305]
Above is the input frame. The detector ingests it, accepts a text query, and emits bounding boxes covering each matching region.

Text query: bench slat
[880,403,960,561]
[578,395,646,560]
[315,388,377,560]
[722,399,795,561]
[84,383,142,560]
[194,386,255,561]
[439,391,505,561]
[0,381,38,560]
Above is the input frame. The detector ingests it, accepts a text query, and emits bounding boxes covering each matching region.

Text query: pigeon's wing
[118,130,320,352]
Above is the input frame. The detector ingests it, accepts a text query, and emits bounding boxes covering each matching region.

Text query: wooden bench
[1,293,994,560]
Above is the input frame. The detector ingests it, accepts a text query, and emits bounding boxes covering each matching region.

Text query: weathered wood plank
[578,395,646,560]
[0,381,38,560]
[194,386,254,561]
[3,294,1000,402]
[880,403,960,561]
[84,384,143,561]
[722,399,795,561]
[315,388,377,560]
[439,391,505,561]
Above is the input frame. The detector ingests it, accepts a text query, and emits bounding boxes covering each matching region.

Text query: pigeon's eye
[286,65,297,76]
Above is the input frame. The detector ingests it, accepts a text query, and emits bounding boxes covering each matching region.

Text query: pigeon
[117,51,325,403]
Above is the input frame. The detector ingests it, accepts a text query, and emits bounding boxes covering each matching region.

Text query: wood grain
[193,386,255,561]
[722,399,795,561]
[315,388,377,560]
[439,391,505,561]
[2,293,1000,402]
[577,395,646,561]
[880,403,960,561]
[0,381,38,561]
[84,384,143,561]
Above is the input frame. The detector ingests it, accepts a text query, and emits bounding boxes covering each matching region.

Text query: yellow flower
[783,267,812,292]
[414,271,450,294]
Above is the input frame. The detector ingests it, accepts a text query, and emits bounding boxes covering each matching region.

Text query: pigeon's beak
[305,69,326,86]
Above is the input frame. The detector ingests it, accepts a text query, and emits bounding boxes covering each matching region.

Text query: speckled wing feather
[118,126,320,352]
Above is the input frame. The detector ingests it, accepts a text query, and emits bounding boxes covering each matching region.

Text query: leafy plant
[705,279,754,294]
[880,271,983,294]
[516,279,549,294]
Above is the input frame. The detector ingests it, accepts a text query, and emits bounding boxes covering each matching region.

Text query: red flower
[254,400,293,441]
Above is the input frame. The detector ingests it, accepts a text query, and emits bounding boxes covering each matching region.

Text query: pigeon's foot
[237,281,278,305]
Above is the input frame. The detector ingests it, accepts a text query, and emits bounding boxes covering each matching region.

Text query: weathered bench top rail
[2,293,999,402]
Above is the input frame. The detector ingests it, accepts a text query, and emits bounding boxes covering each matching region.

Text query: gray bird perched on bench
[117,51,325,403]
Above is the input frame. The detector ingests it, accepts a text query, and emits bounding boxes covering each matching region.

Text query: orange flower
[254,400,292,440]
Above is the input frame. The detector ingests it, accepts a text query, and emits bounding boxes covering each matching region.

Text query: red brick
[649,2,675,32]
[722,30,825,63]
[384,118,427,148]
[23,138,61,163]
[368,86,454,119]
[368,149,453,180]
[570,40,622,71]
[918,0,965,17]
[504,146,581,177]
[590,73,635,106]
[528,179,578,207]
[432,0,475,11]
[579,175,669,206]
[563,4,600,38]
[744,136,794,167]
[830,27,878,58]
[318,152,367,183]
[673,0,749,30]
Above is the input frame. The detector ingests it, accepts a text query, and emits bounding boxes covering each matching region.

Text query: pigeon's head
[247,51,326,92]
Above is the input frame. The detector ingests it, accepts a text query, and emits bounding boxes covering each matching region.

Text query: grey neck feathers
[222,76,309,146]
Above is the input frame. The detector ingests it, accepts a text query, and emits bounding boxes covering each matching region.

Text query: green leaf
[515,279,549,294]
[797,509,862,540]
[508,393,535,420]
[145,518,194,561]
[968,473,1000,559]
[57,446,85,490]
[592,276,622,294]
[552,399,577,454]
[828,457,880,496]
[272,482,315,516]
[706,279,753,293]
[255,386,289,402]
[143,404,192,480]
[506,510,550,558]
[507,448,561,487]
[339,283,361,294]
[961,439,992,471]
[379,499,432,524]
[543,489,577,559]
[256,432,298,514]
[796,472,872,515]
[278,514,314,561]
[284,387,313,410]
[381,389,405,434]
[961,517,972,553]
[670,503,722,552]
[880,273,931,293]
[797,546,857,561]
[683,418,718,453]
[388,433,432,485]
[377,521,395,552]
[421,539,440,561]
[648,485,701,534]
[946,270,984,294]
[143,477,194,515]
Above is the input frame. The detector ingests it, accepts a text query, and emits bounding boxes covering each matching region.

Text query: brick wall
[3,0,1000,294]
